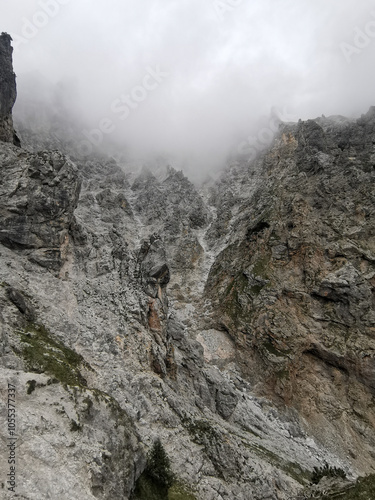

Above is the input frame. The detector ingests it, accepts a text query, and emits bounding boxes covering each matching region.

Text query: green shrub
[26,379,37,394]
[70,419,82,432]
[311,462,346,484]
[16,322,88,387]
[321,474,375,499]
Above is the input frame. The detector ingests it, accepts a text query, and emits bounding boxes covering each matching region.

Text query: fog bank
[2,0,375,176]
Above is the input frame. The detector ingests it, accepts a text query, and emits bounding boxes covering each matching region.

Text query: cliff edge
[0,33,20,146]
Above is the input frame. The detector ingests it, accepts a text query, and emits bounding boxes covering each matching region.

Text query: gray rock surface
[205,108,375,477]
[0,145,81,270]
[1,34,375,500]
[0,33,19,146]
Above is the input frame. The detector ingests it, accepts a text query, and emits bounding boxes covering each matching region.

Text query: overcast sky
[2,0,375,174]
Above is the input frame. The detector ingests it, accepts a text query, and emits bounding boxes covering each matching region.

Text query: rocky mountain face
[0,33,19,146]
[205,110,375,470]
[1,34,375,499]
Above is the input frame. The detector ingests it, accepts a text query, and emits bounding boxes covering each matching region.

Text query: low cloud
[2,0,375,177]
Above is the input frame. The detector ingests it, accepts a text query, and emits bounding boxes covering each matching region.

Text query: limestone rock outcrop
[205,108,375,473]
[1,32,375,500]
[0,33,19,146]
[0,145,81,270]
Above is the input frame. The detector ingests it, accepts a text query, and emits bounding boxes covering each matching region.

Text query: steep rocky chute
[1,33,375,499]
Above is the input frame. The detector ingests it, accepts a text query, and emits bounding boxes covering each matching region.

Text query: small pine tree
[146,439,174,489]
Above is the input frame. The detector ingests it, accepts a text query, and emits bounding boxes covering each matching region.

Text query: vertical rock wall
[0,33,20,146]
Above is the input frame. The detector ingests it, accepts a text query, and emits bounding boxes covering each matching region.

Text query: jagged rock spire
[0,32,20,146]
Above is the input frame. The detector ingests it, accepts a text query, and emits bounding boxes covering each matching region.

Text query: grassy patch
[253,256,270,279]
[244,441,310,485]
[221,255,271,326]
[262,341,290,358]
[320,475,375,499]
[15,322,88,387]
[131,474,168,500]
[90,388,132,428]
[222,273,254,326]
[275,369,290,380]
[168,483,197,500]
[182,418,219,446]
[250,284,264,295]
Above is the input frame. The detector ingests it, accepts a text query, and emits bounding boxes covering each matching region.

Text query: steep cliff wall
[205,110,375,473]
[1,33,375,500]
[0,33,19,146]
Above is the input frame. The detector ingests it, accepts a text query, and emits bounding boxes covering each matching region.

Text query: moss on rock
[15,322,88,387]
[321,474,375,499]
